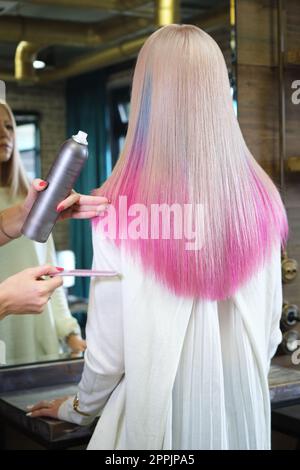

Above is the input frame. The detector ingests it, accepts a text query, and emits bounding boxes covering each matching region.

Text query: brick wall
[6,81,70,250]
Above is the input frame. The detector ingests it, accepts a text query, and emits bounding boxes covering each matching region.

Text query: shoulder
[91,221,121,272]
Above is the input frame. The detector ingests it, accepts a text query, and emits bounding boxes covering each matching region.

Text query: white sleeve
[58,227,124,425]
[57,357,123,426]
[268,246,283,361]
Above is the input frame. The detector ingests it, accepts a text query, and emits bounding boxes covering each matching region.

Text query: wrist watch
[73,394,91,416]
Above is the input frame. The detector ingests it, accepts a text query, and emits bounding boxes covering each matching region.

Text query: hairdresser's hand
[23,178,48,215]
[0,180,108,245]
[0,179,48,243]
[56,191,110,220]
[23,179,109,221]
[66,334,86,354]
[0,265,63,320]
[26,396,69,419]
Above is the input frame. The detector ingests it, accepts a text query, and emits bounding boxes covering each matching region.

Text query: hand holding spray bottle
[22,130,89,243]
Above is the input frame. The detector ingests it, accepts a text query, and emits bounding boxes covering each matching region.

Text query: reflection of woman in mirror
[0,100,87,362]
[29,25,288,450]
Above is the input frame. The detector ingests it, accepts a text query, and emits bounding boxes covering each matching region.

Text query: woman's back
[172,245,282,450]
[82,227,282,450]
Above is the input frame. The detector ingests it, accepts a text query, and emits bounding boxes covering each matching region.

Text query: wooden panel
[284,175,300,308]
[286,68,300,157]
[236,0,277,66]
[237,64,279,172]
[286,0,300,61]
[210,26,232,72]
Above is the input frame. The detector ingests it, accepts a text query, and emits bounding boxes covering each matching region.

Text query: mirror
[0,0,235,368]
[0,109,87,367]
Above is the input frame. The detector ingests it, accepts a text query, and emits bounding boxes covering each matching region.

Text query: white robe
[58,224,282,450]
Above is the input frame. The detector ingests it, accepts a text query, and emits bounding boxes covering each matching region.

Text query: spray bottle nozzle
[72,130,88,145]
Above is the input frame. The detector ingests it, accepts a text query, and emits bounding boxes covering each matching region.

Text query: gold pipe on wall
[11,15,152,82]
[155,0,179,26]
[15,41,44,82]
[38,0,180,82]
[38,36,148,83]
[230,0,235,26]
[6,0,226,83]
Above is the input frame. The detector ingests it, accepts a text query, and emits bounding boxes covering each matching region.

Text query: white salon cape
[58,224,282,450]
[0,188,80,363]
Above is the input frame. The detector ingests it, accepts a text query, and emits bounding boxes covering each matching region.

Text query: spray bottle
[22,130,88,243]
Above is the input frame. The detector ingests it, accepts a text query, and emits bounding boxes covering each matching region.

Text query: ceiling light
[33,60,46,70]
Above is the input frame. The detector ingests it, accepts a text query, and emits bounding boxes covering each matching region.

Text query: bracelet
[72,394,91,417]
[0,211,18,240]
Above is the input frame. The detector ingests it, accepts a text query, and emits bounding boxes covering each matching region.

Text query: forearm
[0,284,9,320]
[58,357,123,426]
[51,285,81,339]
[0,205,24,246]
[45,237,81,339]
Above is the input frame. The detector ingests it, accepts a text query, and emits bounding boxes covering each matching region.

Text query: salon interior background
[0,0,234,299]
[0,0,299,341]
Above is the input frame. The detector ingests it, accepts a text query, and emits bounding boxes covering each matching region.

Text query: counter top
[0,359,93,449]
[269,364,300,407]
[1,356,300,449]
[0,383,95,449]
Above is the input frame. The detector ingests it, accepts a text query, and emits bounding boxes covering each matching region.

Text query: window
[107,86,130,169]
[14,113,40,180]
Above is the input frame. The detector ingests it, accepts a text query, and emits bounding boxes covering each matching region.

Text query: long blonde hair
[0,100,29,199]
[94,24,287,300]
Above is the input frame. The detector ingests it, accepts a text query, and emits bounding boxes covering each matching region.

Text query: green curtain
[66,69,107,298]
